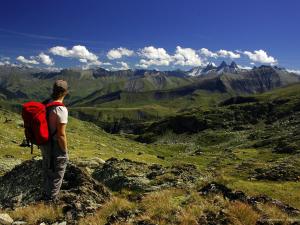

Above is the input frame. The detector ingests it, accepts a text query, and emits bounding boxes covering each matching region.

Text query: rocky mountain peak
[218,61,228,69]
[230,61,238,69]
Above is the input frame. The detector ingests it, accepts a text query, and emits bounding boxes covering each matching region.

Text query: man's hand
[57,123,68,153]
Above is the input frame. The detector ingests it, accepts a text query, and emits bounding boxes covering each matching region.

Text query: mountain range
[0,61,299,107]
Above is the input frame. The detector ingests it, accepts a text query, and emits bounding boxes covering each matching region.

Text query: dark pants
[40,140,68,200]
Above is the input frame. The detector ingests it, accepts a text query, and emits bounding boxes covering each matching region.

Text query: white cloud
[44,67,62,72]
[16,56,39,65]
[217,49,240,59]
[118,61,130,70]
[243,49,277,65]
[199,48,241,60]
[287,69,300,75]
[107,47,134,60]
[79,58,88,63]
[82,60,103,70]
[49,46,70,57]
[199,48,218,58]
[139,46,171,60]
[49,45,104,68]
[137,46,204,68]
[0,60,10,66]
[111,61,130,71]
[102,62,112,66]
[38,52,54,66]
[137,46,173,68]
[173,46,203,66]
[135,62,148,69]
[238,65,252,70]
[81,61,112,70]
[49,45,99,62]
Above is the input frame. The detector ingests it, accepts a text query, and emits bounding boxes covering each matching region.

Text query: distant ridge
[0,63,299,104]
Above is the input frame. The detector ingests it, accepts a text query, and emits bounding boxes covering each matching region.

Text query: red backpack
[22,101,65,153]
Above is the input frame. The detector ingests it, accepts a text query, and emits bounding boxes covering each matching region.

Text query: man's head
[51,80,68,100]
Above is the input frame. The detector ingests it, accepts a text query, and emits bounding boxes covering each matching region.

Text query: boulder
[0,213,13,225]
[251,159,300,182]
[0,160,111,219]
[75,157,106,169]
[199,182,300,216]
[92,158,202,192]
[12,222,27,225]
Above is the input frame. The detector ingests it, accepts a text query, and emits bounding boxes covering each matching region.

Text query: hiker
[40,80,69,201]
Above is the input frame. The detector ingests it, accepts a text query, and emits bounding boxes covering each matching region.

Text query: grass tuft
[9,203,63,224]
[227,201,259,225]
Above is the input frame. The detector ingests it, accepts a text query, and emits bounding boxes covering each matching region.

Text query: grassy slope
[0,108,165,169]
[136,83,300,208]
[0,83,300,210]
[69,89,231,128]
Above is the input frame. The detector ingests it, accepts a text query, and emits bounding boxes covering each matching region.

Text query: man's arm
[57,123,68,153]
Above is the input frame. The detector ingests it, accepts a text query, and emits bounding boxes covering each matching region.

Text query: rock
[199,182,300,216]
[191,149,203,156]
[0,213,14,225]
[12,222,27,225]
[252,161,300,181]
[0,160,111,220]
[134,220,158,225]
[105,209,140,225]
[198,209,230,225]
[51,222,66,225]
[92,158,202,192]
[75,157,105,169]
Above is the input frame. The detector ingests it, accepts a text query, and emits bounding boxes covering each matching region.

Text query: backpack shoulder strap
[45,102,65,138]
[45,101,65,108]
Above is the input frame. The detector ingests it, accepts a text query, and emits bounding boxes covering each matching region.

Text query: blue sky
[0,0,300,72]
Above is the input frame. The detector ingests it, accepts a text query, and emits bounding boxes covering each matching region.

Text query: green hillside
[1,83,300,210]
[1,84,300,224]
[134,83,300,207]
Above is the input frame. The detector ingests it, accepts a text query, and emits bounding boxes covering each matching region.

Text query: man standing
[41,80,69,201]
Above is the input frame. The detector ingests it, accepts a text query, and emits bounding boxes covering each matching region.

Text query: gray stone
[12,221,27,225]
[52,222,65,225]
[92,157,202,192]
[0,160,111,220]
[58,221,67,225]
[0,213,14,225]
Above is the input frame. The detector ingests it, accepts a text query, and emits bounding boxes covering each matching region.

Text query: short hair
[51,80,68,100]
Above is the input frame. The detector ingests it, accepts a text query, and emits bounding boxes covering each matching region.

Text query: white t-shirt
[48,105,68,139]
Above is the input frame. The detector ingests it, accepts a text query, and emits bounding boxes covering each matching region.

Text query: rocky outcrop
[199,182,300,216]
[92,158,202,192]
[0,160,111,219]
[252,162,300,181]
